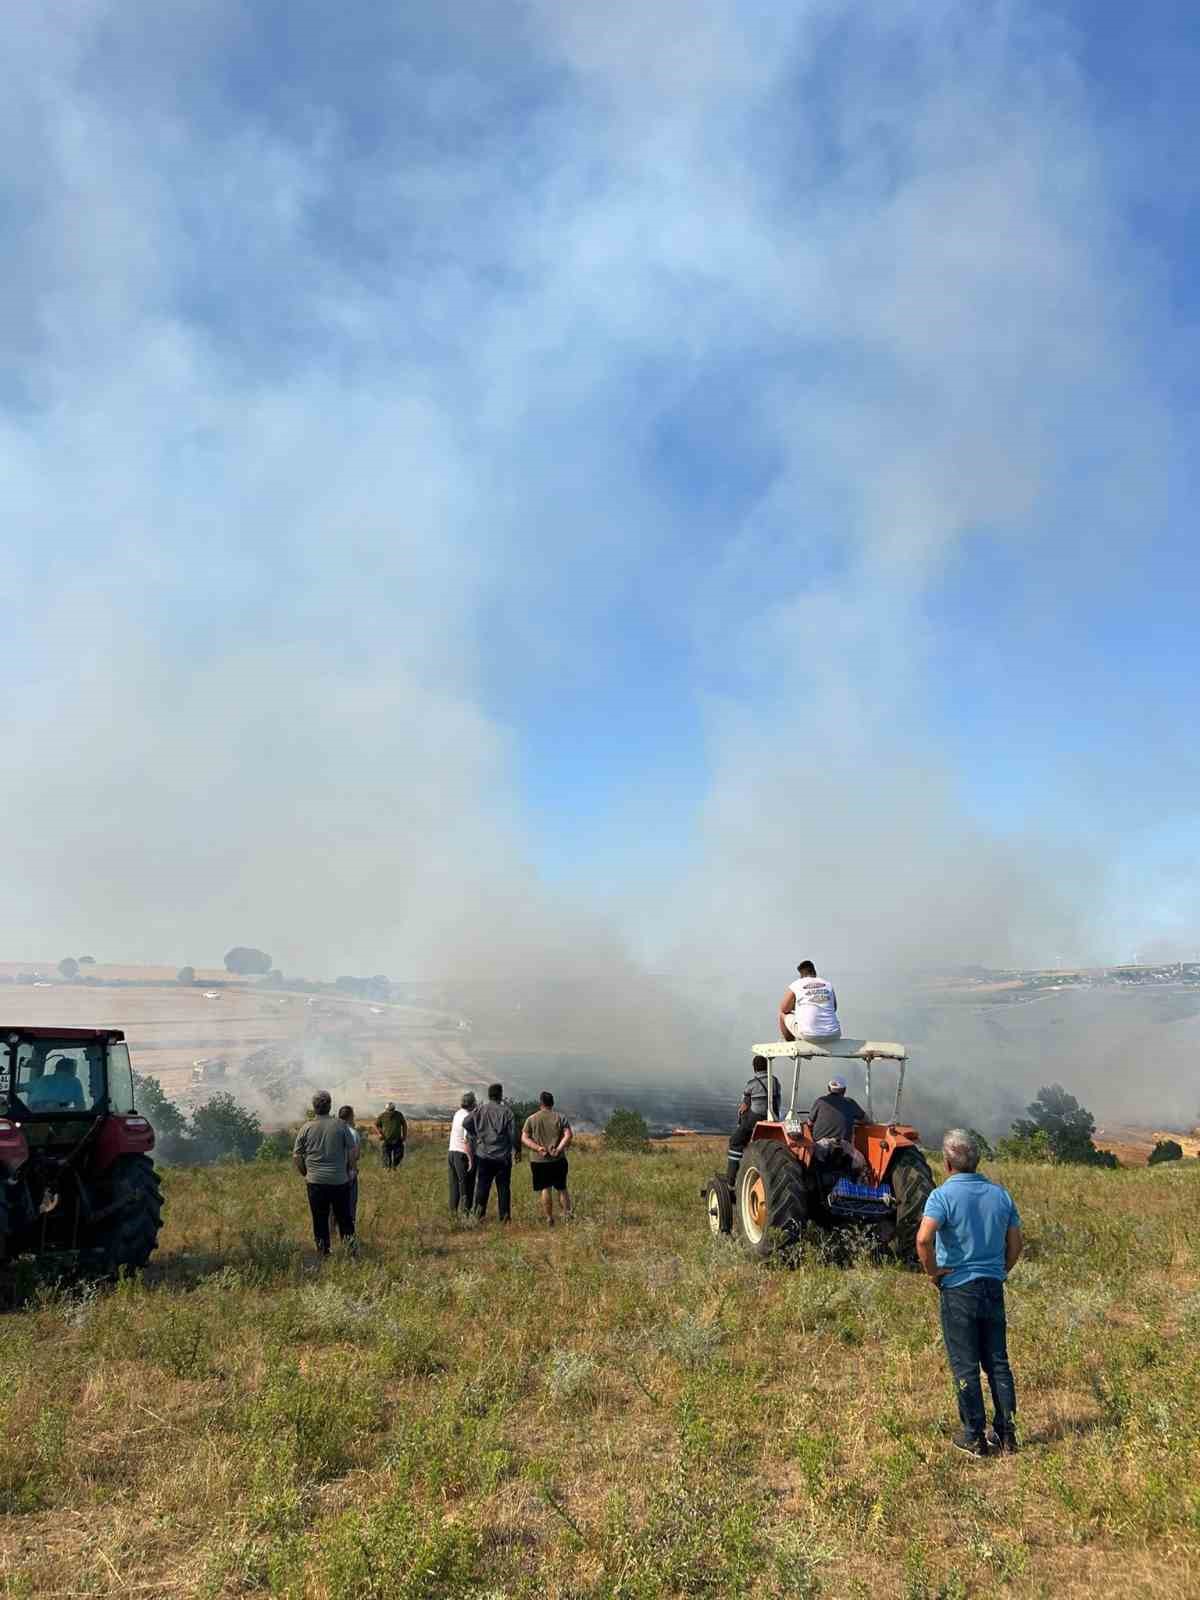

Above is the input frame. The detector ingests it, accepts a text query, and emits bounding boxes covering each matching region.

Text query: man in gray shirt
[293,1089,358,1255]
[725,1055,782,1187]
[471,1082,516,1222]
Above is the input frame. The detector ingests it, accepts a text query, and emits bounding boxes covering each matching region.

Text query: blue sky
[1,0,1197,979]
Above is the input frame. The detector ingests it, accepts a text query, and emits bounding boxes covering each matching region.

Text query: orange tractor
[703,1039,933,1262]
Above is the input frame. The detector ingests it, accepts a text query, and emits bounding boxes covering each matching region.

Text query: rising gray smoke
[1,2,1194,1140]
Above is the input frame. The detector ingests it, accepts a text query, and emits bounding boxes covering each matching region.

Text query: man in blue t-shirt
[917,1129,1023,1458]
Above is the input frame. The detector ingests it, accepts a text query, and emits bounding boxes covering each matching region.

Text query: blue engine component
[826,1177,893,1218]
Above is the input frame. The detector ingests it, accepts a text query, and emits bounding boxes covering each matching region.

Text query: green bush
[994,1127,1053,1163]
[605,1107,650,1150]
[1148,1139,1184,1165]
[190,1093,263,1162]
[133,1072,190,1162]
[255,1129,294,1162]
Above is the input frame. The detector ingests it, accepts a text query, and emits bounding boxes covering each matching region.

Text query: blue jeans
[938,1277,1016,1438]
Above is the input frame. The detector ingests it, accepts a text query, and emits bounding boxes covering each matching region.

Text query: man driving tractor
[808,1074,870,1178]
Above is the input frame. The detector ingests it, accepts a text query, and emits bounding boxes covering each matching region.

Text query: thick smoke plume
[2,2,1196,1137]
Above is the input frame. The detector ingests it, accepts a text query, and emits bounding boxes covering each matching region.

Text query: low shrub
[1148,1139,1184,1165]
[604,1107,650,1150]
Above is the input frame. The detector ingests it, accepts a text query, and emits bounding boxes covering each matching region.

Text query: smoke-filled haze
[3,1,1199,1125]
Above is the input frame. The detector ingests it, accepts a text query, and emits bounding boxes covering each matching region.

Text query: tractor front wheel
[889,1146,934,1264]
[703,1176,733,1236]
[736,1142,808,1259]
[95,1154,164,1274]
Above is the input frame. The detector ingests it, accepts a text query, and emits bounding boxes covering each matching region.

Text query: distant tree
[58,957,79,980]
[176,965,196,985]
[1008,1084,1118,1167]
[261,969,284,989]
[604,1107,650,1150]
[967,1127,994,1159]
[1148,1139,1184,1166]
[189,1094,263,1163]
[224,947,272,976]
[132,1073,189,1162]
[78,955,96,965]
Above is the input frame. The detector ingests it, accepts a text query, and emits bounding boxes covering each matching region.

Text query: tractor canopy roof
[753,1038,906,1062]
[1,1026,126,1042]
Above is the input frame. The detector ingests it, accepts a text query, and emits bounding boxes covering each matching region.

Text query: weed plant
[0,1139,1197,1597]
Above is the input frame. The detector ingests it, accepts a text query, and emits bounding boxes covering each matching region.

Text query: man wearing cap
[725,1055,782,1188]
[375,1102,409,1169]
[779,960,841,1043]
[807,1074,869,1177]
[447,1091,477,1215]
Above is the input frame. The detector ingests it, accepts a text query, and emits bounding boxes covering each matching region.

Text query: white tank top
[790,976,839,1037]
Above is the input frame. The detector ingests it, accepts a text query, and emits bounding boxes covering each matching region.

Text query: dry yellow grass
[0,1139,1197,1598]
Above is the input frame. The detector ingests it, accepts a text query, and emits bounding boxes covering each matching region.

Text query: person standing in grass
[472,1082,516,1223]
[916,1129,1022,1458]
[375,1102,409,1169]
[338,1105,361,1227]
[448,1090,477,1215]
[293,1089,358,1258]
[521,1091,573,1226]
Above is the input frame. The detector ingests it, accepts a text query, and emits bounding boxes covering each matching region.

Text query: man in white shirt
[779,960,842,1043]
[447,1090,477,1215]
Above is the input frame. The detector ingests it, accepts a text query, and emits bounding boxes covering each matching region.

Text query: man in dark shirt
[375,1102,408,1169]
[725,1055,782,1187]
[807,1075,869,1177]
[471,1082,516,1222]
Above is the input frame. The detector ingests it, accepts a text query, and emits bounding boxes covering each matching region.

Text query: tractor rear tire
[703,1177,733,1236]
[889,1147,934,1263]
[97,1154,164,1273]
[736,1141,808,1259]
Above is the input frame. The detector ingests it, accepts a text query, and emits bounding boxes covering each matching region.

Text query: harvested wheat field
[1,1140,1198,1599]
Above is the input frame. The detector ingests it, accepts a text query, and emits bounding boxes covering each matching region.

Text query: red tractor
[0,1027,163,1274]
[703,1039,933,1262]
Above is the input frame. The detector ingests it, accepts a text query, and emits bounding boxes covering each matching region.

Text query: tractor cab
[703,1038,933,1263]
[0,1027,162,1272]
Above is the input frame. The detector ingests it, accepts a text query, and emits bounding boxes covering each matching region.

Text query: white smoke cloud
[0,1,1195,1125]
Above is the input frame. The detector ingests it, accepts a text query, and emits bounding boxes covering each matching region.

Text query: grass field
[1,1139,1198,1599]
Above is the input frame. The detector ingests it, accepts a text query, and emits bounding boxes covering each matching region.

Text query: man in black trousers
[293,1089,358,1257]
[472,1082,516,1222]
[725,1055,781,1188]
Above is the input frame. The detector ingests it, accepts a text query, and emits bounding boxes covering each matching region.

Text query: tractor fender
[90,1114,156,1176]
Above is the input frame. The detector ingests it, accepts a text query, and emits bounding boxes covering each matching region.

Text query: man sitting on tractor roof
[725,1055,781,1189]
[779,960,841,1043]
[808,1074,869,1178]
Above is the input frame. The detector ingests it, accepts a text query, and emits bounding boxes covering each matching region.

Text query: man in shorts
[779,959,842,1043]
[521,1091,573,1225]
